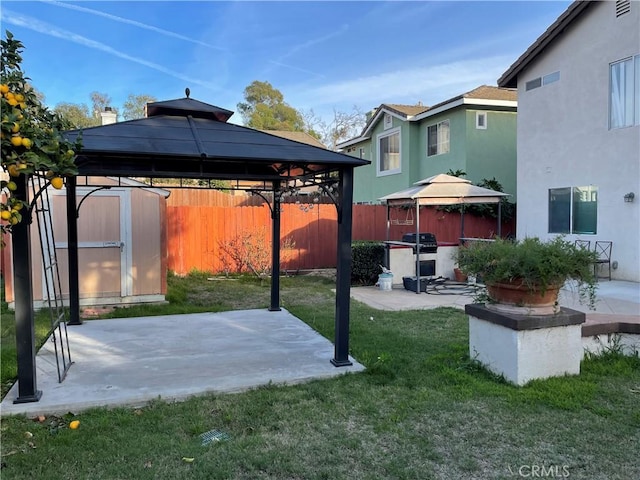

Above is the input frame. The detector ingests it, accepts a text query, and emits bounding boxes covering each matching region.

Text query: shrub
[351,241,385,286]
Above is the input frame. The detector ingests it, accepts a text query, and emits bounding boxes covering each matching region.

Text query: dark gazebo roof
[64,96,369,184]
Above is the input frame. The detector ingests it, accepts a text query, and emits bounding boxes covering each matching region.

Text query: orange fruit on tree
[7,164,20,177]
[7,98,18,107]
[21,137,32,149]
[11,122,20,133]
[10,135,22,147]
[50,177,64,189]
[0,210,11,221]
[14,93,24,102]
[0,84,8,94]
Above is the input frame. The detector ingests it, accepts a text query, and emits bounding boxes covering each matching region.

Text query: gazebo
[11,93,369,403]
[379,174,510,292]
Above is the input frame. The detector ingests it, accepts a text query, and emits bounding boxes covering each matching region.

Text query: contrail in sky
[41,0,226,51]
[1,9,223,92]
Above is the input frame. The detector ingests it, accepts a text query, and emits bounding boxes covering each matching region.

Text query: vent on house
[384,113,393,129]
[616,0,630,17]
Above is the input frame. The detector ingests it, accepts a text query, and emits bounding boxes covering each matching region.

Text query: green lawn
[1,272,639,479]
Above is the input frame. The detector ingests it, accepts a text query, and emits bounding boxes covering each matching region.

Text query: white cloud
[1,9,226,94]
[41,0,226,51]
[293,55,515,109]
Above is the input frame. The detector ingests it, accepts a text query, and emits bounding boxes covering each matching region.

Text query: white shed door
[50,188,132,300]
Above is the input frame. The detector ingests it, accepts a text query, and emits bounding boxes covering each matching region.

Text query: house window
[427,120,450,156]
[377,128,400,175]
[359,147,365,159]
[543,71,560,85]
[548,186,598,234]
[525,77,542,91]
[476,112,487,129]
[610,55,640,129]
[526,71,560,91]
[384,113,393,130]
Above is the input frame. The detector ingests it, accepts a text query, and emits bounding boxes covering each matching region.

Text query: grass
[1,272,639,479]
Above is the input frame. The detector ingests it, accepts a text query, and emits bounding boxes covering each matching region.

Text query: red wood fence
[166,190,515,275]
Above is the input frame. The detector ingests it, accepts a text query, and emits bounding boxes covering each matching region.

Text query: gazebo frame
[11,94,368,403]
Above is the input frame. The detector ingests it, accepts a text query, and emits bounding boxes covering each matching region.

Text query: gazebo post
[66,176,82,325]
[414,199,421,294]
[12,174,42,403]
[269,181,281,312]
[331,167,354,367]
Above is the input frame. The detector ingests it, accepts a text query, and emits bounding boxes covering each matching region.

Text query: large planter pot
[485,280,561,315]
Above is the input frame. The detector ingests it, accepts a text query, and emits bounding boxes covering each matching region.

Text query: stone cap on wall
[465,303,586,331]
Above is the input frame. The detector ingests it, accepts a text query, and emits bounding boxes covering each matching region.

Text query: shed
[2,177,169,308]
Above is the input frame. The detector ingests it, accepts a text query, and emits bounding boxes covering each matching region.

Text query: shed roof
[65,96,368,186]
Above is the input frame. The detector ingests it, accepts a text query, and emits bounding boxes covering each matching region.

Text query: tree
[54,102,96,128]
[1,31,80,234]
[302,106,366,151]
[122,93,157,120]
[237,81,305,131]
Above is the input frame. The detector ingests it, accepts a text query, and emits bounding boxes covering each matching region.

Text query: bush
[351,241,385,286]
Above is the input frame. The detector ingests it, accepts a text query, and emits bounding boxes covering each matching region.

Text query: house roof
[379,173,509,206]
[337,85,516,149]
[498,1,593,88]
[260,130,327,149]
[64,96,368,187]
[384,103,430,117]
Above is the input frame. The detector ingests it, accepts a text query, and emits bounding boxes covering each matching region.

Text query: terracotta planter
[453,268,468,283]
[485,280,561,308]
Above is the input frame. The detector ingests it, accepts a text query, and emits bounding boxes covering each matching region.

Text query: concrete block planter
[466,303,586,386]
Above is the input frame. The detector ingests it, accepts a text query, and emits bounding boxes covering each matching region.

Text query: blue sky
[1,1,572,125]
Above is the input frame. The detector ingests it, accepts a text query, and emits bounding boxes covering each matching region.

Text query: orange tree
[1,30,80,235]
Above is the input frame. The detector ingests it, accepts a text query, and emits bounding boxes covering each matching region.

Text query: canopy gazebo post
[12,173,42,403]
[66,176,82,325]
[460,203,465,244]
[331,167,354,367]
[414,199,421,294]
[269,181,281,312]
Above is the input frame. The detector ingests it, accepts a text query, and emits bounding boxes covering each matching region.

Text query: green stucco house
[337,85,517,204]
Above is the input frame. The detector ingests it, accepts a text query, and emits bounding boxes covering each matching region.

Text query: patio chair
[574,239,591,250]
[594,241,612,281]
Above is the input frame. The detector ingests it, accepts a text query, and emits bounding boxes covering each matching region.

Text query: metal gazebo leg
[269,182,281,312]
[332,167,354,367]
[12,173,42,403]
[66,176,82,325]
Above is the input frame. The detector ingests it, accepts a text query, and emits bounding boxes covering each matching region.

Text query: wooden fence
[166,189,515,275]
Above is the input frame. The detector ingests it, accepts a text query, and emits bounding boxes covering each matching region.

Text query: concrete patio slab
[351,280,640,316]
[0,308,364,417]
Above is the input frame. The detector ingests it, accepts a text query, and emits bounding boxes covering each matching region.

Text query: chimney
[100,106,117,125]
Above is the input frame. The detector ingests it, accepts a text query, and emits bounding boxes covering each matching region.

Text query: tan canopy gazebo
[379,174,510,292]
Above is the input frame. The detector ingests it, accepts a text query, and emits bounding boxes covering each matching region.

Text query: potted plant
[454,237,598,311]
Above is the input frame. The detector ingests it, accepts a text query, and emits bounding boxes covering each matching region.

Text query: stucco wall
[515,2,640,281]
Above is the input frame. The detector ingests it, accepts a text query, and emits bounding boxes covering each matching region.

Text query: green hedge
[351,241,386,286]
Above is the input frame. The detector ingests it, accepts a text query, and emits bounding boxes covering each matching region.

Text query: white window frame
[476,112,487,130]
[426,120,450,157]
[376,127,401,176]
[609,54,639,129]
[548,186,598,235]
